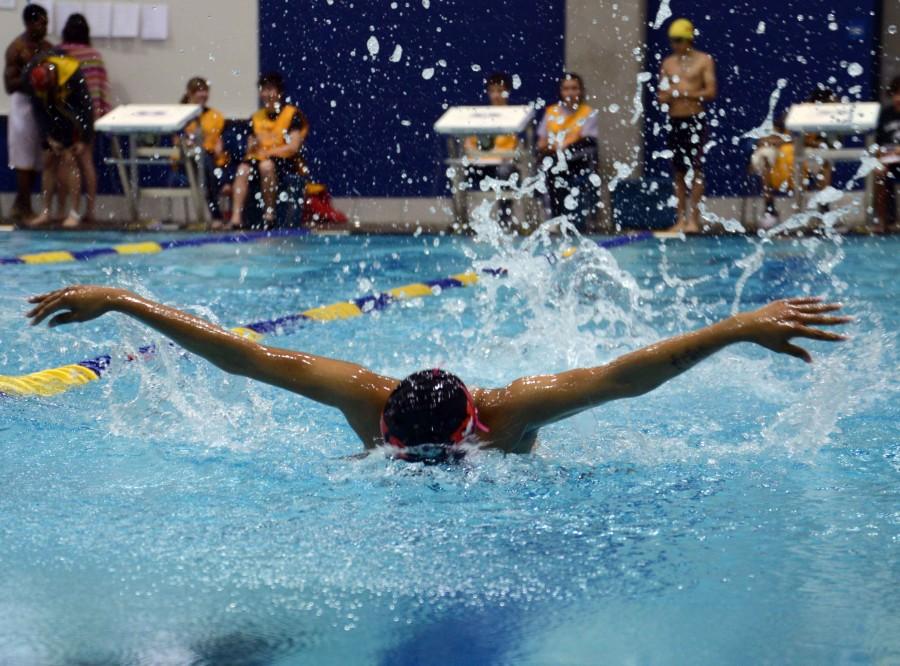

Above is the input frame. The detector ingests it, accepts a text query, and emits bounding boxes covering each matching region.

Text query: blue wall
[643,0,881,197]
[258,0,565,197]
[3,2,885,200]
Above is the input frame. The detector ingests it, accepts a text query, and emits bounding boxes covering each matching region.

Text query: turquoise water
[0,231,898,664]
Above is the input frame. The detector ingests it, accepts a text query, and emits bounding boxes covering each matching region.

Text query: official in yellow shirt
[537,72,600,230]
[23,52,94,229]
[457,73,520,227]
[230,72,309,228]
[171,77,229,220]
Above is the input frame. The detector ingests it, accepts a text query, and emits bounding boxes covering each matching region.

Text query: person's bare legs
[686,166,705,233]
[229,162,253,228]
[74,139,97,221]
[58,149,83,228]
[671,170,688,230]
[258,159,278,225]
[873,164,891,233]
[28,150,59,227]
[12,169,37,220]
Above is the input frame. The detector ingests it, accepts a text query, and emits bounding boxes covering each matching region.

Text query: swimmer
[658,18,717,234]
[26,286,850,461]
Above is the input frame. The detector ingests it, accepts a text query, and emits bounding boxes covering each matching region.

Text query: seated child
[230,72,308,228]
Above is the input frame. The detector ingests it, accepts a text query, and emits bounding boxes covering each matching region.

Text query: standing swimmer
[27,286,849,461]
[658,18,717,234]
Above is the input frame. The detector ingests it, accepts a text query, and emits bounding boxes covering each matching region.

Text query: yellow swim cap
[668,18,695,41]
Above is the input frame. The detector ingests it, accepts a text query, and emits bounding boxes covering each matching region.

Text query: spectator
[171,77,229,222]
[537,72,600,231]
[873,75,900,234]
[462,71,519,226]
[801,87,836,216]
[57,13,110,222]
[658,18,717,233]
[3,4,51,223]
[229,72,308,228]
[749,114,790,229]
[22,52,94,228]
[749,90,837,230]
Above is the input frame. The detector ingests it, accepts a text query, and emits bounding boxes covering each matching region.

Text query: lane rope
[0,228,311,266]
[0,232,656,398]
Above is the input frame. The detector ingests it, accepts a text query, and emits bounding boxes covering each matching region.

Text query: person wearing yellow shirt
[749,91,836,231]
[537,72,600,231]
[461,72,519,226]
[464,72,518,156]
[22,52,93,229]
[230,72,309,228]
[170,77,229,221]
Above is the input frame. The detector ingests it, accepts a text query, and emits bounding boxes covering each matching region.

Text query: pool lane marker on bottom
[0,228,311,266]
[0,232,654,398]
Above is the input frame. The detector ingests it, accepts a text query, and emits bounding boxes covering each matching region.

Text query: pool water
[0,230,897,664]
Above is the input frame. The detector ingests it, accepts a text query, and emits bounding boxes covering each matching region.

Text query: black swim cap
[381,369,472,451]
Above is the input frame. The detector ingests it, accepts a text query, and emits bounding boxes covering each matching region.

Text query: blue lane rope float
[0,232,657,398]
[0,228,311,266]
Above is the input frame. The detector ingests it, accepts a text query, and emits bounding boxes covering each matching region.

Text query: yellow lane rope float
[0,229,310,266]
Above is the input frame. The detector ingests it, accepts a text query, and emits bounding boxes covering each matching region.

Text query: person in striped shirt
[57,13,110,223]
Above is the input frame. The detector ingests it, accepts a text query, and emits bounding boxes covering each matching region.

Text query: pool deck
[0,218,885,237]
[0,191,887,235]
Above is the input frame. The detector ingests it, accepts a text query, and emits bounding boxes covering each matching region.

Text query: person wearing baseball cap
[658,18,717,234]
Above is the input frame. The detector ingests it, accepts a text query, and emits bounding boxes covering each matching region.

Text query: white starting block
[434,105,535,136]
[784,102,881,218]
[95,104,208,224]
[434,105,537,228]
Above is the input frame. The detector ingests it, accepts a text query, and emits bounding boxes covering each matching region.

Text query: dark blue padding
[258,0,564,197]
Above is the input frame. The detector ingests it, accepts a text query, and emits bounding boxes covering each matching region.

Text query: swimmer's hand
[732,297,851,363]
[27,285,127,327]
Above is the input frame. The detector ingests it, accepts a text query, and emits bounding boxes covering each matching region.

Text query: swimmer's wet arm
[503,298,850,429]
[26,286,396,415]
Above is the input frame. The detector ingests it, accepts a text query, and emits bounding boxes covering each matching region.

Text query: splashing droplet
[366,35,380,57]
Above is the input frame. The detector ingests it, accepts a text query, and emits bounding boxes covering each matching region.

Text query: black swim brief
[667,114,708,174]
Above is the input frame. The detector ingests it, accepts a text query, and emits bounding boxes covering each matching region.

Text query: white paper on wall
[0,0,18,10]
[83,1,113,38]
[139,3,167,40]
[55,1,84,37]
[110,2,139,38]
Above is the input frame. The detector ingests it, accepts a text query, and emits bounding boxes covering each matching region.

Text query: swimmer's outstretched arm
[499,298,850,431]
[27,286,396,443]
